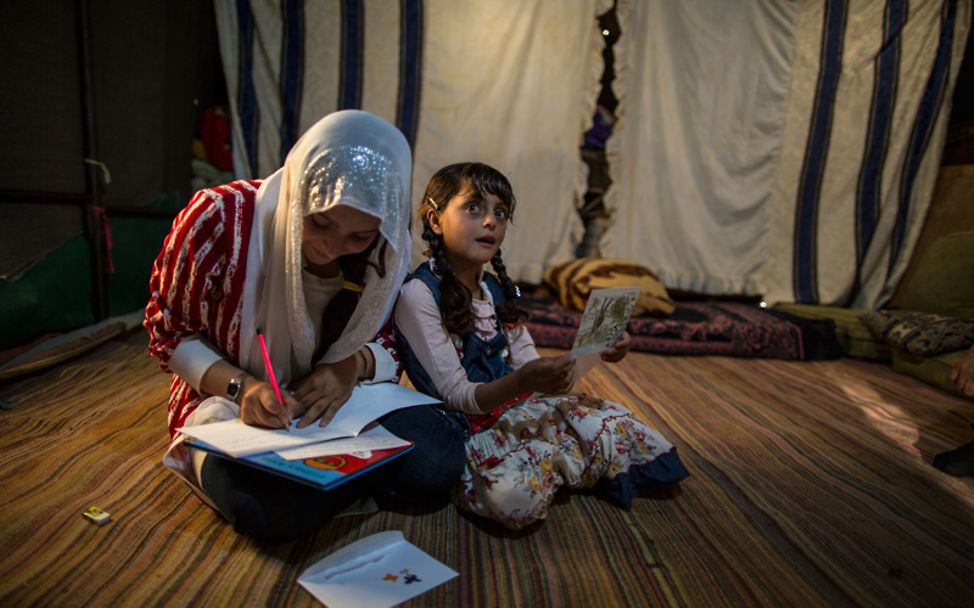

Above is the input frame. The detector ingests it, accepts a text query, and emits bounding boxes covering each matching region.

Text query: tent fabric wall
[409,0,608,281]
[214,0,969,302]
[607,0,971,307]
[215,0,424,178]
[0,1,201,279]
[0,2,215,349]
[215,0,608,283]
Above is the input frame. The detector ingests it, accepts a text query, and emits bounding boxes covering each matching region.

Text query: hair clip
[341,280,363,293]
[514,284,522,298]
[426,196,441,211]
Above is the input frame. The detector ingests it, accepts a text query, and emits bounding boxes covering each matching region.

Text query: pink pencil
[256,328,290,431]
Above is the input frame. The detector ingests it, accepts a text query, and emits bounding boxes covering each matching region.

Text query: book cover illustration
[572,287,639,356]
[190,440,414,492]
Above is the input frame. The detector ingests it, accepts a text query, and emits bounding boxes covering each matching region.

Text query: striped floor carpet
[1,331,972,606]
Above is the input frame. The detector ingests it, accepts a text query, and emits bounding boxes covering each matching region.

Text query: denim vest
[396,262,514,401]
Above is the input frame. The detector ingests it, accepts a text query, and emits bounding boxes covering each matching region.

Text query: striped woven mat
[1,332,972,606]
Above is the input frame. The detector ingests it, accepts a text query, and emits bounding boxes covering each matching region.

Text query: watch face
[227,377,244,401]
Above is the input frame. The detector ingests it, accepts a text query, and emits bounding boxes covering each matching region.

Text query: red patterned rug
[522,296,840,360]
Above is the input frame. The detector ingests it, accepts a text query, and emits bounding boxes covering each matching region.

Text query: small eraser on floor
[82,506,111,526]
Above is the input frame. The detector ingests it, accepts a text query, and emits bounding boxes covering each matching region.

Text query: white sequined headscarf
[238,110,412,383]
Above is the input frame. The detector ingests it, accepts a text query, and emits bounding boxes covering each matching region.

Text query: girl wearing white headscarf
[145,111,465,542]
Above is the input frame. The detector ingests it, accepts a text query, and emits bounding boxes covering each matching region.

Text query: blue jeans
[200,405,466,543]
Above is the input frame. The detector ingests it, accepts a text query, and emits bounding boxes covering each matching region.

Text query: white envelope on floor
[298,531,457,608]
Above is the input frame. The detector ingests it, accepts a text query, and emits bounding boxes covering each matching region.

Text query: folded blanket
[543,258,675,317]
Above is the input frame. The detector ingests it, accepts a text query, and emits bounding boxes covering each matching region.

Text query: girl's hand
[291,354,363,428]
[601,332,631,363]
[519,354,576,395]
[239,377,300,429]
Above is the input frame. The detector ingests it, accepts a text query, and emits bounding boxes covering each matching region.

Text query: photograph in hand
[572,287,639,357]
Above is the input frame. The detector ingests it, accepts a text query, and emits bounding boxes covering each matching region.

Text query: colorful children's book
[187,436,414,492]
[180,383,434,491]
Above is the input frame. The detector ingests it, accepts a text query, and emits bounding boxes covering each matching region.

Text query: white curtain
[411,0,608,281]
[215,0,423,179]
[607,0,971,307]
[214,0,969,304]
[215,0,608,283]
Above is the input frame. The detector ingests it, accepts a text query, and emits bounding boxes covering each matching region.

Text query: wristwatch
[226,372,249,404]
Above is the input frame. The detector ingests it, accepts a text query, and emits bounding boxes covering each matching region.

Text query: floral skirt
[453,393,688,530]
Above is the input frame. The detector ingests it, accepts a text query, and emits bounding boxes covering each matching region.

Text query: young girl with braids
[394,162,688,530]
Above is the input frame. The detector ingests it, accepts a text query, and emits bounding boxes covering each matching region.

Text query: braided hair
[312,237,387,364]
[418,162,528,335]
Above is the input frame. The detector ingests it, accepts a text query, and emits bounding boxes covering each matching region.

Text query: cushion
[891,231,974,318]
[860,310,974,357]
[890,348,968,398]
[773,303,890,361]
[543,258,675,317]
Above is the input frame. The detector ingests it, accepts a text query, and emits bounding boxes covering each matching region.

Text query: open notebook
[181,383,439,491]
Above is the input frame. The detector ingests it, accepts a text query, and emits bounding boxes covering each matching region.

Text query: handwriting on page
[276,426,412,460]
[179,383,440,458]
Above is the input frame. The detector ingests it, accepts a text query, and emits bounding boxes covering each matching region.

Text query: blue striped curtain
[606,0,970,307]
[215,0,968,304]
[214,0,606,283]
[790,0,965,306]
[216,0,424,178]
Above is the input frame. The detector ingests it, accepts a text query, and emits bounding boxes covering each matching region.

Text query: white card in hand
[572,287,639,356]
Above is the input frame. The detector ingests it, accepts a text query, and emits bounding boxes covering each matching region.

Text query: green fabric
[774,303,891,361]
[0,237,95,350]
[0,212,173,351]
[892,231,974,318]
[105,215,171,317]
[891,348,966,398]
